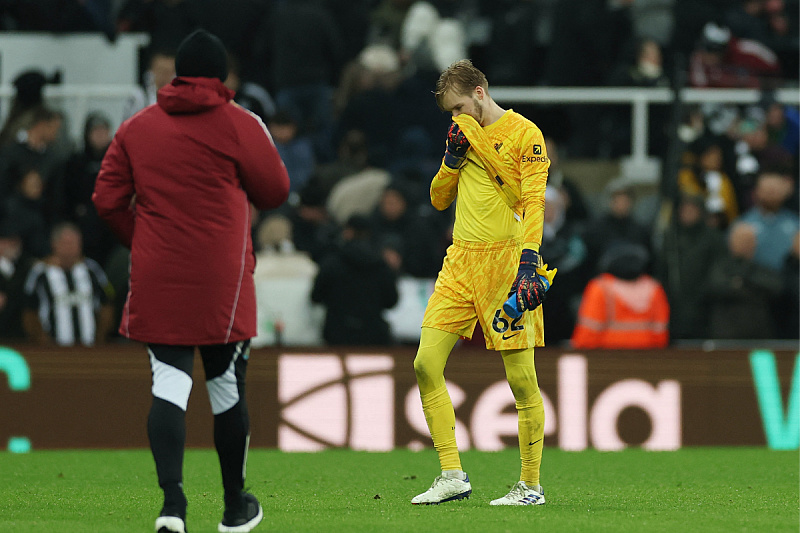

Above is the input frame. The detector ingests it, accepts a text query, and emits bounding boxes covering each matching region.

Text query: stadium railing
[1,84,797,160]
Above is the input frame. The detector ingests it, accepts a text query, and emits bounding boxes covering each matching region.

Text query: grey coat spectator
[737,171,799,271]
[706,223,783,339]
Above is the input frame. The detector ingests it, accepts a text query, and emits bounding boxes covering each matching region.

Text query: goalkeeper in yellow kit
[411,59,555,506]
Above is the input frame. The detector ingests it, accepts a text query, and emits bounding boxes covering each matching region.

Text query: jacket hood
[157,77,235,115]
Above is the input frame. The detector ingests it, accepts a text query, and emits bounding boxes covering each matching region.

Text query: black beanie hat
[175,29,228,82]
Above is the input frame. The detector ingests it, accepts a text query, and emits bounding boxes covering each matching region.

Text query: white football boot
[411,470,471,505]
[489,481,545,506]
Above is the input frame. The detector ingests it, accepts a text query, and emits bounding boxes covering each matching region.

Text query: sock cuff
[420,386,451,408]
[515,391,544,411]
[442,469,467,480]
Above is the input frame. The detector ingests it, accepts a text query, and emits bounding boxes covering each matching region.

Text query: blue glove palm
[504,249,551,319]
[443,122,470,169]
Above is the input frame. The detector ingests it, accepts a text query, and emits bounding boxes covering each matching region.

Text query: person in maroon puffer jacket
[93,29,289,533]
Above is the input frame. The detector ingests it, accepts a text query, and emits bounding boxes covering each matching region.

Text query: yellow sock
[516,392,545,485]
[414,327,461,472]
[420,386,461,472]
[502,348,545,486]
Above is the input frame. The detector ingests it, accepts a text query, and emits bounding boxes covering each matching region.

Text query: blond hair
[434,59,488,111]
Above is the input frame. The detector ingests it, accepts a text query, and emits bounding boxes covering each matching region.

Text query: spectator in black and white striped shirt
[22,222,114,346]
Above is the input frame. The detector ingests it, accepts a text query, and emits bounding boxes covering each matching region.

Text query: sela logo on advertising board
[278,353,683,452]
[278,354,395,451]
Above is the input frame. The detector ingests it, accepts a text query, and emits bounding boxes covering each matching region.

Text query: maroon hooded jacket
[93,77,289,345]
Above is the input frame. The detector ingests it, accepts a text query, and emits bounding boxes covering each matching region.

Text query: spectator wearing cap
[0,219,35,340]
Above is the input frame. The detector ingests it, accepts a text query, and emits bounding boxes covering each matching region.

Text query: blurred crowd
[0,0,797,348]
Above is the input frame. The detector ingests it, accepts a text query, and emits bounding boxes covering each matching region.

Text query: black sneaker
[218,492,263,532]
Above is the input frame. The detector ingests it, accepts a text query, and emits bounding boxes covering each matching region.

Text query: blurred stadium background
[0,0,797,462]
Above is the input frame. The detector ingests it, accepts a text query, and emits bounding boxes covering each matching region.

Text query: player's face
[442,87,485,124]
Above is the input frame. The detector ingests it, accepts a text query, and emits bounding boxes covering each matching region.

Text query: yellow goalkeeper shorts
[422,238,544,351]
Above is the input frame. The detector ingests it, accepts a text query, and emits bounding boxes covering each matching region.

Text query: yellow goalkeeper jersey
[430,110,549,248]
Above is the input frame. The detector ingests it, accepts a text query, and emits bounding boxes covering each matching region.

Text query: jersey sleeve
[429,162,459,211]
[517,126,549,252]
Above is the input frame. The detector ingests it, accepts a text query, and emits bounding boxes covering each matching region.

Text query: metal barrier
[492,86,800,164]
[0,84,797,161]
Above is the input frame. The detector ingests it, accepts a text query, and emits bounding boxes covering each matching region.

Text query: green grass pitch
[0,448,797,532]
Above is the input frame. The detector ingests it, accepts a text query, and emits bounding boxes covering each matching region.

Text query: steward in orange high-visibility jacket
[571,243,669,349]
